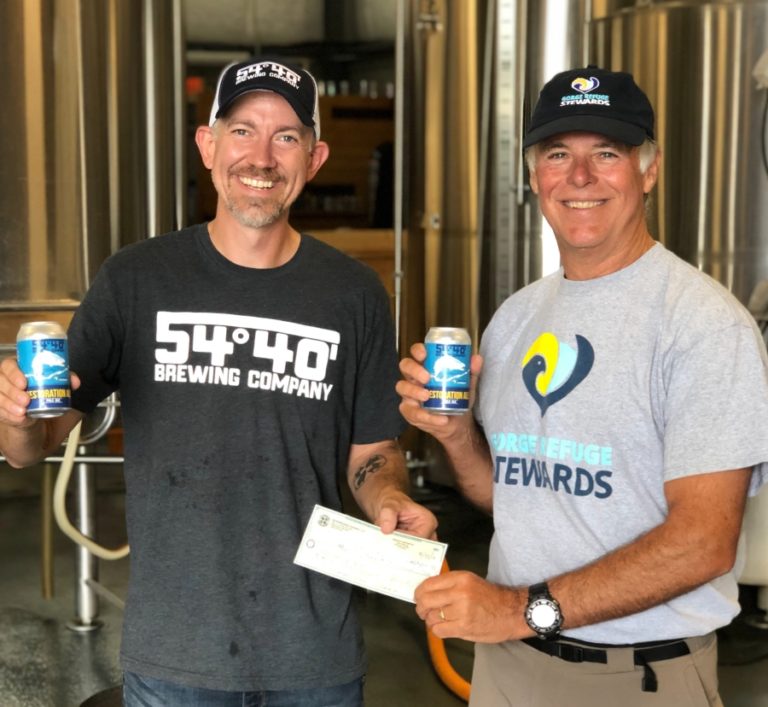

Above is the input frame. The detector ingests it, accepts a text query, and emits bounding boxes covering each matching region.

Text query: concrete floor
[1,464,768,706]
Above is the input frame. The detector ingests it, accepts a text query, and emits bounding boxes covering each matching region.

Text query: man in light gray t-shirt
[398,66,768,707]
[479,241,768,645]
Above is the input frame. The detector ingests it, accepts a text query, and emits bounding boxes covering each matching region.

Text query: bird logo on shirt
[521,332,594,416]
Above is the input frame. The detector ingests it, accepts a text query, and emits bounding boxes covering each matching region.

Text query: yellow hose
[53,420,130,560]
[426,560,471,701]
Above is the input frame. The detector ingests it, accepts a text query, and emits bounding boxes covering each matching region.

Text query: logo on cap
[571,77,600,94]
[561,76,609,107]
[235,61,302,90]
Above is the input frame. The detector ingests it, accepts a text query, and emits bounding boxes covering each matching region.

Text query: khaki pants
[469,633,721,707]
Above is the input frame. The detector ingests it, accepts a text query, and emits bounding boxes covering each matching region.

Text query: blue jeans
[122,671,365,707]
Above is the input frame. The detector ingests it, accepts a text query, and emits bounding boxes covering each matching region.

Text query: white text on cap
[235,62,302,89]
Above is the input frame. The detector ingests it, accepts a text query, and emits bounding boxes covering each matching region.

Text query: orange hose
[426,560,471,701]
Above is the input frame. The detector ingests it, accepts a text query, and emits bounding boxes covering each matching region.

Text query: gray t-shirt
[477,243,768,643]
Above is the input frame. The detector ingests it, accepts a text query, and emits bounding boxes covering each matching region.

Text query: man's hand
[0,357,81,428]
[414,570,529,643]
[374,490,438,539]
[397,343,494,513]
[347,440,438,540]
[396,343,484,444]
[0,357,83,468]
[0,357,36,428]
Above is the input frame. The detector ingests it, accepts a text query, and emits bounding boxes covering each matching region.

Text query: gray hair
[637,139,658,174]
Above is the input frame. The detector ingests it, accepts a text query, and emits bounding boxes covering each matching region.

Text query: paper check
[294,505,447,603]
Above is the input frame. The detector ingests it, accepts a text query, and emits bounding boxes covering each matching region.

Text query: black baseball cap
[523,66,654,148]
[209,58,321,140]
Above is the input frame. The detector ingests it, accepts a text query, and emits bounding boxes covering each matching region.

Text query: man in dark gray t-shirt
[0,57,437,707]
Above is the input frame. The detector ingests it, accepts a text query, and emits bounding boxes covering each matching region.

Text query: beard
[224,192,286,229]
[219,168,290,229]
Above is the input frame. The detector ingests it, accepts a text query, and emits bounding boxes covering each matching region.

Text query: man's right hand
[0,357,35,428]
[396,342,483,443]
[0,357,84,468]
[397,342,494,512]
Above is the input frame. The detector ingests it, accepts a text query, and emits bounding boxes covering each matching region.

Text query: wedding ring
[439,608,446,621]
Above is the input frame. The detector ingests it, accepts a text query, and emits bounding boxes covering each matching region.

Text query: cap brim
[215,85,315,129]
[523,116,647,148]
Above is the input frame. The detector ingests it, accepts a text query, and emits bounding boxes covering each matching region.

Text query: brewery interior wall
[2,0,768,705]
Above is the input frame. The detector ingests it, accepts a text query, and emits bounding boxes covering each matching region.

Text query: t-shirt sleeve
[68,260,124,414]
[662,320,768,496]
[349,280,406,445]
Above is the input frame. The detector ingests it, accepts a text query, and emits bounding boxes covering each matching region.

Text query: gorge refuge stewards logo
[561,76,610,107]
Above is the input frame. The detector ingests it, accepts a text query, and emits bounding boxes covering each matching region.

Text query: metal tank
[492,0,589,312]
[400,0,484,348]
[0,0,185,345]
[406,0,590,336]
[590,0,768,304]
[396,0,588,477]
[0,0,185,627]
[395,0,487,480]
[489,0,768,309]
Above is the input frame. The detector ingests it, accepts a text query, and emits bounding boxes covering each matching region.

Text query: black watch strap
[529,582,549,599]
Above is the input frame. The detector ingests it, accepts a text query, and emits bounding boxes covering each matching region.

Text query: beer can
[422,327,472,415]
[16,321,71,418]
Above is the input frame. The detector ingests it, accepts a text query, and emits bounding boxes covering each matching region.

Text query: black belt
[522,637,691,692]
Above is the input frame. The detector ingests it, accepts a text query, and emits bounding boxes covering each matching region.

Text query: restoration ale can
[16,321,71,418]
[422,327,472,414]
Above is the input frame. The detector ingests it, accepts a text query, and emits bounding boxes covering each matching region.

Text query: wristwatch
[524,582,563,640]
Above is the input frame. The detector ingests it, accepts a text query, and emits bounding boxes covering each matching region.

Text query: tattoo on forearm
[353,454,386,489]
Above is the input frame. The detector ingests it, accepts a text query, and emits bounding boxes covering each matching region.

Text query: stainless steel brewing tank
[492,0,588,312]
[0,0,183,338]
[400,0,484,350]
[591,1,768,304]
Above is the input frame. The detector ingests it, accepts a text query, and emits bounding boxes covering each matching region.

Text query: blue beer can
[16,321,71,418]
[422,327,472,415]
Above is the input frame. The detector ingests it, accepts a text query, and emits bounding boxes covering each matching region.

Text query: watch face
[530,601,558,629]
[525,585,563,638]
